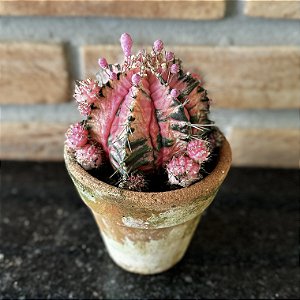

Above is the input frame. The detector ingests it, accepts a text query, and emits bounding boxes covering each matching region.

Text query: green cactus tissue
[65,33,223,191]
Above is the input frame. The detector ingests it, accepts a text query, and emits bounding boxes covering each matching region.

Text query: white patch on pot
[121,194,215,229]
[101,217,110,228]
[122,216,150,229]
[146,198,213,228]
[101,216,200,275]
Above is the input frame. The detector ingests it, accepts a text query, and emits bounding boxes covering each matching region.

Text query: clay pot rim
[64,136,231,207]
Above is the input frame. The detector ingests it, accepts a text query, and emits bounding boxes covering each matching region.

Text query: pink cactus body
[65,122,88,149]
[187,139,210,163]
[120,33,133,57]
[170,64,179,74]
[109,72,118,80]
[166,155,201,187]
[74,78,101,116]
[132,73,141,86]
[98,57,108,69]
[71,33,215,186]
[78,102,92,116]
[170,88,180,98]
[166,51,174,61]
[75,143,102,170]
[153,40,164,52]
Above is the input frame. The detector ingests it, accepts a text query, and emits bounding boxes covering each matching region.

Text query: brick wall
[0,0,299,167]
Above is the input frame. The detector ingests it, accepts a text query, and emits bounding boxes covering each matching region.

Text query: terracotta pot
[64,137,231,275]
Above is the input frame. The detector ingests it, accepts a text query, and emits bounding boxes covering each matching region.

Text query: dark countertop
[1,162,299,299]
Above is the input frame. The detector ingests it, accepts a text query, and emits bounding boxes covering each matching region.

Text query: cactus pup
[65,33,222,191]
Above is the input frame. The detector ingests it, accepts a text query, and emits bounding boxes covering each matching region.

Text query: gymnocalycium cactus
[65,33,222,191]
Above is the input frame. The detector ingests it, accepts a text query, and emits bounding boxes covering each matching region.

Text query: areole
[64,137,232,274]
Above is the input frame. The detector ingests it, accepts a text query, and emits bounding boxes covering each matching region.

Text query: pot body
[64,138,231,275]
[94,212,201,274]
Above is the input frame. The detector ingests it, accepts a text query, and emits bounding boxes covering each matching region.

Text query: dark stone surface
[1,161,299,299]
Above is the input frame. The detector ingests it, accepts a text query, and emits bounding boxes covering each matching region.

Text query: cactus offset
[66,33,221,191]
[65,122,88,149]
[187,139,210,163]
[118,173,147,192]
[75,143,102,170]
[166,155,201,187]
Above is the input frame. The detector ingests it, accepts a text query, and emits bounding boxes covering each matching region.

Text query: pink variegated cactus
[65,122,88,149]
[65,33,222,191]
[76,143,102,171]
[166,155,201,187]
[187,139,210,164]
[118,173,147,192]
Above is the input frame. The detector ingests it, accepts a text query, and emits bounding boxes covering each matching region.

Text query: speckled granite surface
[1,162,299,299]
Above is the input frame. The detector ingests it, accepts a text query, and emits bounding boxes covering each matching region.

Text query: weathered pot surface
[64,138,232,275]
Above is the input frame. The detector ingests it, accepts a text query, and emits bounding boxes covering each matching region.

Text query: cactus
[75,143,102,171]
[65,122,88,149]
[118,173,147,192]
[66,33,221,191]
[74,78,101,116]
[187,139,210,164]
[166,155,201,187]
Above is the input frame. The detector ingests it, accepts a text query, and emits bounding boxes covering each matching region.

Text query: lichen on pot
[64,33,232,275]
